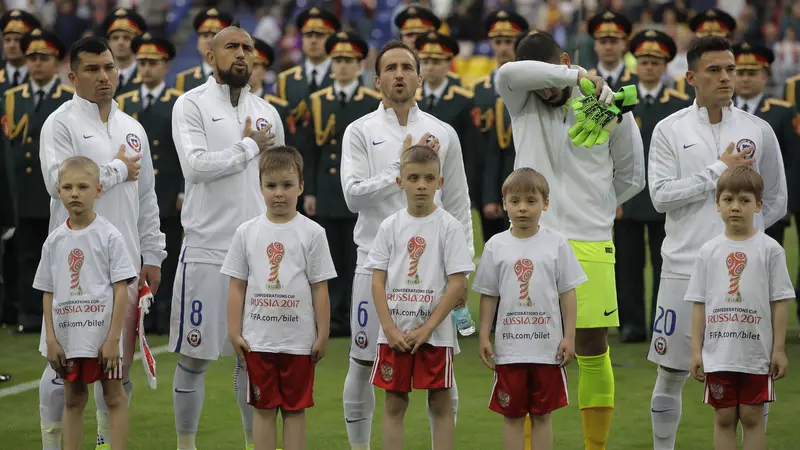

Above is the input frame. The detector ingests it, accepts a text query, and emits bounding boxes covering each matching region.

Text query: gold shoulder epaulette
[659,88,689,103]
[450,85,474,99]
[4,84,26,98]
[264,94,288,107]
[278,66,302,100]
[447,71,461,80]
[468,75,491,91]
[765,98,792,108]
[310,86,333,100]
[162,88,183,101]
[359,87,381,100]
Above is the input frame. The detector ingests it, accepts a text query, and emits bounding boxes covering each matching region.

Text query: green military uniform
[116,33,183,334]
[395,6,461,86]
[0,95,17,325]
[304,31,377,336]
[616,29,691,341]
[675,9,737,101]
[252,38,297,147]
[102,8,148,96]
[0,10,39,94]
[174,8,232,93]
[587,11,638,91]
[3,28,73,330]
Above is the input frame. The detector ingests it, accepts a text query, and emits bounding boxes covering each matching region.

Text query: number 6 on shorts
[358,301,368,327]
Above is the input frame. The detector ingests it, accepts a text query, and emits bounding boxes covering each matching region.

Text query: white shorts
[39,279,139,371]
[348,271,461,361]
[647,277,692,371]
[169,259,232,360]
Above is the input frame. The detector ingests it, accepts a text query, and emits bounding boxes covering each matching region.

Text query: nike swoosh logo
[372,140,386,145]
[683,143,697,149]
[82,134,94,139]
[212,117,224,122]
[651,408,672,413]
[345,418,367,423]
[604,309,617,316]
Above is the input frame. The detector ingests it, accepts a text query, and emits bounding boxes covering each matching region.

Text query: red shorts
[57,358,124,384]
[245,352,315,411]
[489,363,569,417]
[703,372,775,408]
[371,344,454,393]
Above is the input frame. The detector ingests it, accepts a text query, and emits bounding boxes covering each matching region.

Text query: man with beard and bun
[170,24,284,450]
[674,8,737,101]
[395,6,461,87]
[101,8,148,96]
[249,38,294,147]
[614,29,691,345]
[38,36,165,450]
[4,28,73,335]
[647,36,786,450]
[470,10,528,242]
[305,31,380,338]
[340,40,473,450]
[496,31,645,450]
[116,33,183,335]
[586,11,636,92]
[175,8,233,93]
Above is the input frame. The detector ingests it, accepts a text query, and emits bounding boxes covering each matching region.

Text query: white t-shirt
[221,214,337,355]
[364,207,474,348]
[33,216,137,359]
[684,232,795,374]
[473,228,587,365]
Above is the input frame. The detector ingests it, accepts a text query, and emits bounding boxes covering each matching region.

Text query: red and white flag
[137,284,157,389]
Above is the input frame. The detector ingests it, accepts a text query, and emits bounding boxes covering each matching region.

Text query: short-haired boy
[473,168,585,450]
[365,144,474,450]
[223,146,337,450]
[35,156,138,450]
[688,166,793,450]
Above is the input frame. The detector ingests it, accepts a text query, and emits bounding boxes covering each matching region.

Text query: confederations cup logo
[406,236,426,285]
[255,118,270,131]
[735,138,756,159]
[68,248,85,296]
[514,259,534,307]
[725,252,748,302]
[266,242,285,289]
[126,133,141,153]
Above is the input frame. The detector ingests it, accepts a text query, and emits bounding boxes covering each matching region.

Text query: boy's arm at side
[558,288,577,340]
[371,269,394,334]
[43,291,56,344]
[690,302,706,373]
[311,281,331,350]
[771,300,789,355]
[226,277,247,339]
[421,273,468,334]
[478,294,499,342]
[108,281,129,343]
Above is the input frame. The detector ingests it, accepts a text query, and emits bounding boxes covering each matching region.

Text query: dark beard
[542,87,572,108]
[217,65,251,89]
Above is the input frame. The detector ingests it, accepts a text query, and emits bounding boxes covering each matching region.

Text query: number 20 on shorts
[653,306,676,336]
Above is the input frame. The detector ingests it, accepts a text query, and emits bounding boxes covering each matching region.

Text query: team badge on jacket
[126,133,141,152]
[256,118,270,131]
[735,138,755,159]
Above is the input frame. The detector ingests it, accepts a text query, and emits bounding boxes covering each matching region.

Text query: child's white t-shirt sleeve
[363,222,391,271]
[306,228,338,284]
[768,246,795,302]
[221,226,249,280]
[684,251,708,303]
[472,242,500,296]
[33,238,54,293]
[556,237,588,294]
[444,220,475,276]
[108,231,138,284]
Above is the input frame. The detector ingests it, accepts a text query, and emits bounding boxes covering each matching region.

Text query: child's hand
[99,338,121,373]
[556,337,575,368]
[405,325,433,354]
[479,338,495,370]
[690,352,705,381]
[770,351,788,380]
[46,340,67,376]
[386,326,411,352]
[231,335,251,365]
[311,336,328,363]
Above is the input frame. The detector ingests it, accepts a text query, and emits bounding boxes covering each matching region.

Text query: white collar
[597,60,625,83]
[304,58,331,84]
[31,76,58,95]
[378,101,421,124]
[637,82,662,100]
[141,82,166,102]
[73,93,119,123]
[6,62,27,80]
[251,85,264,98]
[334,79,360,102]
[692,99,734,123]
[204,76,251,105]
[202,61,214,77]
[117,61,137,84]
[735,93,763,113]
[423,79,449,101]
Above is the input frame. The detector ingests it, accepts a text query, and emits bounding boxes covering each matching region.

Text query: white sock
[174,355,210,450]
[95,377,132,446]
[651,367,689,450]
[235,358,254,446]
[343,359,375,448]
[426,377,458,450]
[39,364,64,450]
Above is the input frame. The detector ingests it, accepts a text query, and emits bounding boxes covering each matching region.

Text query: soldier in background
[414,32,478,216]
[0,10,40,92]
[101,8,148,95]
[586,11,637,91]
[116,33,183,335]
[0,95,16,334]
[395,6,461,86]
[249,38,294,146]
[615,29,690,343]
[471,11,528,242]
[306,32,379,337]
[4,28,73,334]
[174,8,232,93]
[675,8,736,100]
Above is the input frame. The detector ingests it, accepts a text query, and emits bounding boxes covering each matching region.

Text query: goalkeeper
[496,31,644,450]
